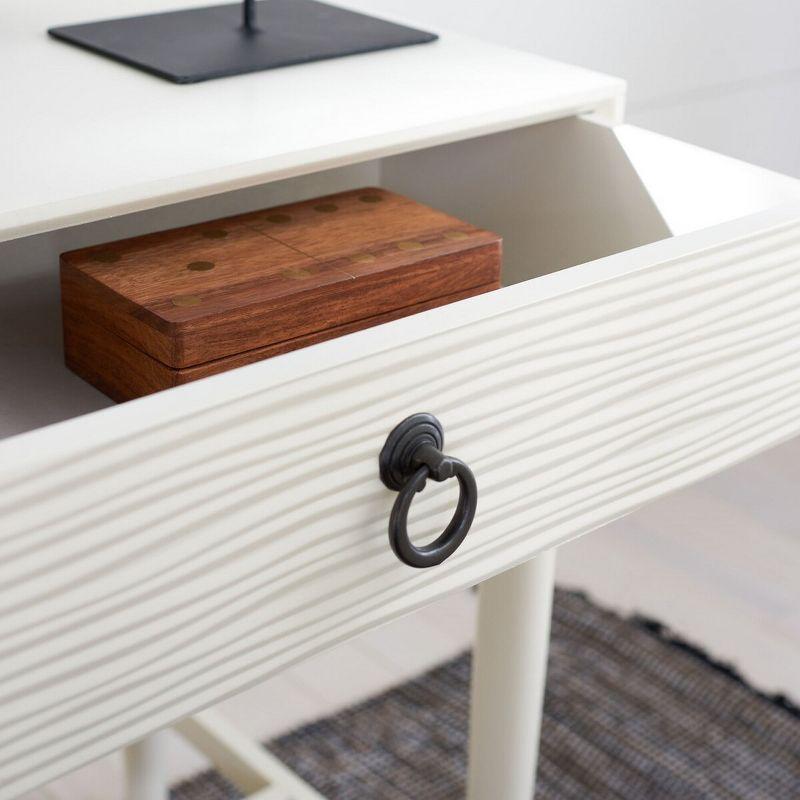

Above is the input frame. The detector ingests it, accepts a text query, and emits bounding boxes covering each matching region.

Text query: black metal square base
[48,0,437,84]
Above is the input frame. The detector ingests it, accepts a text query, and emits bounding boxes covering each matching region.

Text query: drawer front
[2,206,800,795]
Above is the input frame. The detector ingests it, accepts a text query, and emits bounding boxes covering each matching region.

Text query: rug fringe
[631,612,800,721]
[563,587,799,720]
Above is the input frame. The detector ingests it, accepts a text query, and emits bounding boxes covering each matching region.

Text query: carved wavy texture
[1,220,800,796]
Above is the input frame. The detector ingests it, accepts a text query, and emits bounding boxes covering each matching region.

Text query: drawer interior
[381,118,800,288]
[2,118,798,441]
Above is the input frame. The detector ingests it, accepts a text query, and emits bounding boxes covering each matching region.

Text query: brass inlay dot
[172,295,202,307]
[314,202,338,213]
[350,253,376,264]
[92,251,120,263]
[186,260,215,272]
[266,213,292,224]
[397,240,423,251]
[201,228,228,239]
[282,268,313,279]
[358,194,383,204]
[444,230,469,241]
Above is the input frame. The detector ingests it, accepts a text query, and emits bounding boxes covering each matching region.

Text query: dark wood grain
[62,188,501,399]
[64,283,498,402]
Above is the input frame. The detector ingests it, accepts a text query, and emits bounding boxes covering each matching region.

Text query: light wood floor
[20,435,800,800]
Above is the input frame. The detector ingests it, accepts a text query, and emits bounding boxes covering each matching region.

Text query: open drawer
[1,119,800,796]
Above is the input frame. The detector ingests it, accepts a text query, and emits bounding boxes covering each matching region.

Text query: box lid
[60,188,501,368]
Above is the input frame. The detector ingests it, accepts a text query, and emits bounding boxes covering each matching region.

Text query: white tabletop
[0,0,623,242]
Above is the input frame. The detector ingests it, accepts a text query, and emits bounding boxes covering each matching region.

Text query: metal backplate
[48,0,438,84]
[379,413,444,491]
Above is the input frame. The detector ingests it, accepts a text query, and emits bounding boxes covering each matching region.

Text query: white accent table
[2,2,800,799]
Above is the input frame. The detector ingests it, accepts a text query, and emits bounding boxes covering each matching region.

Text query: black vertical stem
[243,0,256,31]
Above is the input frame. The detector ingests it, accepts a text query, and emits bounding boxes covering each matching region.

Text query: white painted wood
[3,98,800,799]
[467,551,556,800]
[383,119,800,284]
[18,434,800,800]
[615,125,800,236]
[3,198,800,795]
[175,711,323,800]
[4,116,672,443]
[382,118,672,287]
[6,119,800,445]
[124,734,168,800]
[0,0,623,242]
[15,592,478,800]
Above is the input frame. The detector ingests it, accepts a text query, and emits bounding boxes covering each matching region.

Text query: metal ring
[388,457,477,568]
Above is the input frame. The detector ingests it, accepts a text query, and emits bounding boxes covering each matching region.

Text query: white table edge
[0,87,623,244]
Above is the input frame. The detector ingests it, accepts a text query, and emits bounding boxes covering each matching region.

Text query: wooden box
[61,188,501,401]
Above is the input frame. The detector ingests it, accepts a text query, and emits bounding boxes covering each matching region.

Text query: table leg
[125,732,169,800]
[466,550,556,800]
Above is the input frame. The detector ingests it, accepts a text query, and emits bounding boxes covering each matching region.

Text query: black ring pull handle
[379,413,477,568]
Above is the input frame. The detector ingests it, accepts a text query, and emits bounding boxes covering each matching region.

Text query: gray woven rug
[172,590,800,799]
